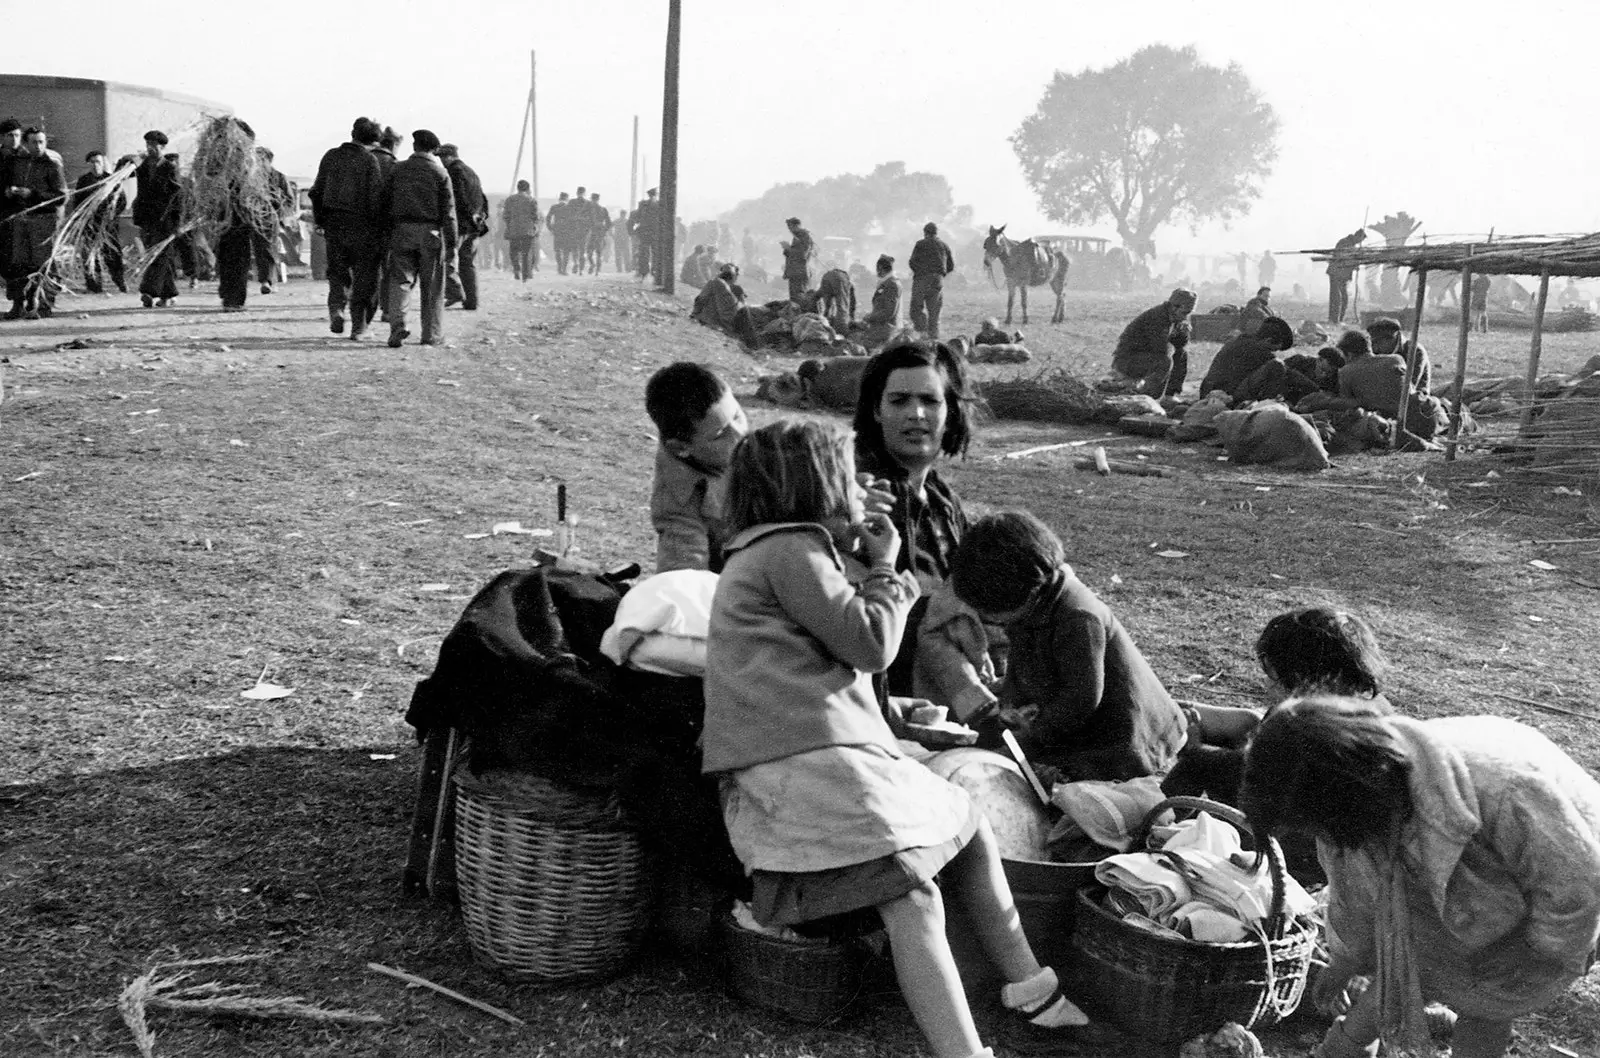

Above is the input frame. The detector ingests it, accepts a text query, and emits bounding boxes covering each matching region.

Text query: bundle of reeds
[183,115,283,241]
[978,369,1113,425]
[118,953,382,1058]
[44,154,140,289]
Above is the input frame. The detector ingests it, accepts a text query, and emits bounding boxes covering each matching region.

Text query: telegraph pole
[629,115,639,210]
[657,0,680,293]
[510,50,537,194]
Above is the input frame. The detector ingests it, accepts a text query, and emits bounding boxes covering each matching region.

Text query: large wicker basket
[453,769,653,985]
[1065,796,1317,1044]
[717,913,882,1025]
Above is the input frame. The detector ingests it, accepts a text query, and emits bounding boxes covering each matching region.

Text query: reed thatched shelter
[1307,232,1600,471]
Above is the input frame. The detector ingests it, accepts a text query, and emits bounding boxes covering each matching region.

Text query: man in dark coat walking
[437,144,487,310]
[131,130,181,307]
[380,129,456,348]
[310,116,385,336]
[907,221,955,338]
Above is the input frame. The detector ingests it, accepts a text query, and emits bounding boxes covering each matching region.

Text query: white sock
[1001,966,1089,1028]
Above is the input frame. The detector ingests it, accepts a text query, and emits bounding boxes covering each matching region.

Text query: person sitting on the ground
[854,254,902,349]
[1109,288,1197,398]
[949,510,1187,783]
[1199,316,1298,405]
[974,317,1024,347]
[1242,696,1600,1058]
[690,262,761,348]
[646,362,749,573]
[1333,326,1408,415]
[1368,315,1433,392]
[1239,286,1278,335]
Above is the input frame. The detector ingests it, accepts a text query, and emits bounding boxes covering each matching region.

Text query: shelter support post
[1519,270,1551,437]
[1447,256,1474,461]
[1395,269,1428,447]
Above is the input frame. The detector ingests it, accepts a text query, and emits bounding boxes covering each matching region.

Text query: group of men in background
[0,116,300,320]
[310,116,488,349]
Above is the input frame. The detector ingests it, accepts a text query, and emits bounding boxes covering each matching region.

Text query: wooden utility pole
[1447,250,1475,462]
[510,50,538,194]
[629,115,639,210]
[530,51,538,197]
[658,0,681,293]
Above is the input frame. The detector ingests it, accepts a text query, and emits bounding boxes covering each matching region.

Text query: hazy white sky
[31,0,1600,262]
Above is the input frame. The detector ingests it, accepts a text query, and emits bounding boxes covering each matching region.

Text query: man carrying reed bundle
[132,131,181,307]
[379,129,457,348]
[310,117,385,337]
[72,150,128,295]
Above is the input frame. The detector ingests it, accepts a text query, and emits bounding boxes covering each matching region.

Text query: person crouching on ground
[646,362,748,573]
[1199,316,1299,405]
[702,420,1112,1058]
[1110,287,1197,398]
[949,510,1186,782]
[1242,695,1600,1058]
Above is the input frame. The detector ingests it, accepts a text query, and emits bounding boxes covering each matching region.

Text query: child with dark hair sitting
[948,510,1186,782]
[645,362,749,573]
[1163,606,1392,805]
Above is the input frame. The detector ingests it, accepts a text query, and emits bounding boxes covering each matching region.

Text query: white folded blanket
[599,569,718,676]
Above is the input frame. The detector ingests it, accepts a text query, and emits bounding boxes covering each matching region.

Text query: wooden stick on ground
[1486,690,1596,722]
[1074,455,1172,477]
[366,963,526,1027]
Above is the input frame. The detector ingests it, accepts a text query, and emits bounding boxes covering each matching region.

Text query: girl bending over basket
[701,420,1111,1058]
[1243,695,1600,1058]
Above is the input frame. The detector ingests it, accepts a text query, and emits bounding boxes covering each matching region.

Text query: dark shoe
[349,327,365,341]
[462,304,477,311]
[141,295,154,308]
[221,305,245,313]
[330,316,346,334]
[116,282,128,293]
[260,283,273,295]
[388,329,409,349]
[445,295,462,307]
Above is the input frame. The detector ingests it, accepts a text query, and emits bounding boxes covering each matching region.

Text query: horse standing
[982,225,1070,325]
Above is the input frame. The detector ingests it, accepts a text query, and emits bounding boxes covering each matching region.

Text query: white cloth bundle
[599,569,718,676]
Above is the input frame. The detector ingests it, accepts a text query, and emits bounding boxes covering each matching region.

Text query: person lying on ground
[974,317,1024,347]
[949,510,1186,783]
[703,420,1113,1058]
[646,362,749,574]
[1243,695,1600,1058]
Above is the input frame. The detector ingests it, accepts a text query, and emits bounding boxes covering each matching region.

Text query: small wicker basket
[1066,796,1317,1044]
[716,913,881,1025]
[453,769,653,985]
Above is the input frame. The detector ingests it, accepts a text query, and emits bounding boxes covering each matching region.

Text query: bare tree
[1011,45,1279,258]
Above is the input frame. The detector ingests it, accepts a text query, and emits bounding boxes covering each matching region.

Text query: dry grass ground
[2,267,1597,1057]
